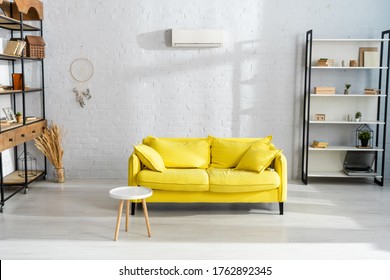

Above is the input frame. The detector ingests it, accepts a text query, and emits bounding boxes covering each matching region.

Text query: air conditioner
[171,29,223,48]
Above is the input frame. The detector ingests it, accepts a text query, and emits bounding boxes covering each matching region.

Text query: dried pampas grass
[35,123,64,182]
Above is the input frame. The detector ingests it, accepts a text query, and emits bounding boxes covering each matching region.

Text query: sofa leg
[131,202,136,215]
[279,202,284,215]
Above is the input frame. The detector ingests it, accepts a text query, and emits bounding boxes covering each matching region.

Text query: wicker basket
[24,35,45,58]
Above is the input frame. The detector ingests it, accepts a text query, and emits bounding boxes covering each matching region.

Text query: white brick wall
[41,0,390,179]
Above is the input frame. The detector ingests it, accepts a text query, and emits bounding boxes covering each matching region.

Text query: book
[314,86,336,94]
[317,58,334,67]
[15,41,26,56]
[3,40,19,55]
[364,88,379,95]
[311,140,329,148]
[3,40,26,56]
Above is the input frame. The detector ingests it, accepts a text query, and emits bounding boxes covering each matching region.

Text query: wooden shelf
[0,14,40,31]
[3,170,45,185]
[0,87,43,95]
[0,118,44,132]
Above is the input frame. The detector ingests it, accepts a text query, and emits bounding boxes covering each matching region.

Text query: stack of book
[364,88,379,95]
[314,86,336,94]
[311,140,329,148]
[317,58,334,67]
[3,40,26,56]
[0,119,11,126]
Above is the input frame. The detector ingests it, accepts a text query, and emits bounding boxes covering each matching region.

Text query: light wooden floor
[1,178,390,260]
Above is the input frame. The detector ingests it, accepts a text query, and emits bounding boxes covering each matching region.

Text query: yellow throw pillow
[235,146,282,173]
[133,144,165,172]
[209,136,272,168]
[148,137,210,168]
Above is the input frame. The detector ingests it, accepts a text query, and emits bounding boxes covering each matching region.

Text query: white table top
[109,186,153,200]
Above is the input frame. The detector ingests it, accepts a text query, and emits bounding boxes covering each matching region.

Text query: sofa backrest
[141,135,275,170]
[143,136,210,168]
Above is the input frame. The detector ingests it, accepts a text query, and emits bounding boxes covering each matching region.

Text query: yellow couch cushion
[137,168,209,191]
[235,147,282,173]
[207,168,280,193]
[133,144,165,172]
[209,136,272,168]
[147,137,210,168]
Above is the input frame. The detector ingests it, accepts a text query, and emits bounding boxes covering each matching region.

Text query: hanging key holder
[70,58,94,107]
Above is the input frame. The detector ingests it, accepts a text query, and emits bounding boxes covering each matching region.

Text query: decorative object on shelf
[2,107,16,122]
[314,114,326,121]
[311,140,328,148]
[34,123,65,183]
[0,0,44,21]
[344,83,351,95]
[70,57,94,108]
[15,112,23,123]
[349,60,358,67]
[355,111,362,122]
[356,124,373,148]
[12,73,23,90]
[17,151,37,178]
[24,35,45,58]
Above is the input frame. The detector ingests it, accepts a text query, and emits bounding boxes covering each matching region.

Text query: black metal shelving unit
[0,10,46,213]
[302,29,390,186]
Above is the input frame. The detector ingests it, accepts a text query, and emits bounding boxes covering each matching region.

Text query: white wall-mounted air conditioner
[171,29,223,48]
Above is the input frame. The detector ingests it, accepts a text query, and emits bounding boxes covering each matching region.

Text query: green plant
[345,84,351,89]
[358,131,372,141]
[15,112,22,116]
[355,111,362,119]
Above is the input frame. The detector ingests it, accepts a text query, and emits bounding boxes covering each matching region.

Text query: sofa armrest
[128,153,141,186]
[274,153,287,202]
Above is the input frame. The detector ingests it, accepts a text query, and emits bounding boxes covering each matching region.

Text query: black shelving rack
[301,29,390,186]
[0,10,46,213]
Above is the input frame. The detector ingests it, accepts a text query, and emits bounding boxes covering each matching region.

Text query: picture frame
[358,47,378,67]
[3,107,16,122]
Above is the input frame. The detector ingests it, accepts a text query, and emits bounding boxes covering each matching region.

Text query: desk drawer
[27,120,46,140]
[0,130,16,152]
[15,126,29,145]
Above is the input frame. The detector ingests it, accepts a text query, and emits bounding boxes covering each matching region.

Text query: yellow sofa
[128,136,287,214]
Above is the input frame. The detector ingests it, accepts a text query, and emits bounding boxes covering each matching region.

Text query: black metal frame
[0,10,46,213]
[301,29,389,186]
[301,30,312,185]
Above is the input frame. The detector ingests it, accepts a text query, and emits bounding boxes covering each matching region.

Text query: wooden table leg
[114,200,124,241]
[142,199,151,237]
[125,200,130,232]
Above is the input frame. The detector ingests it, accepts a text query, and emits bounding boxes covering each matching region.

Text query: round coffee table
[109,186,153,241]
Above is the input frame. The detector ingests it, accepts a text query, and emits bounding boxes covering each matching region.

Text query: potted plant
[344,83,351,95]
[15,112,23,123]
[358,131,372,147]
[355,111,362,122]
